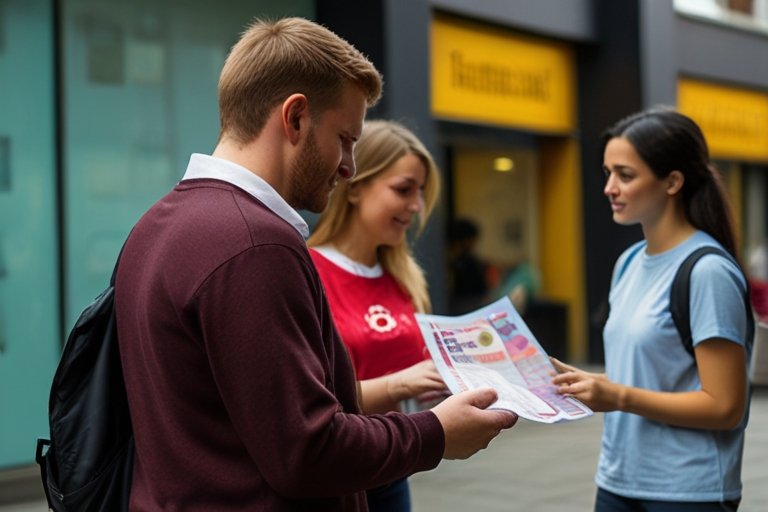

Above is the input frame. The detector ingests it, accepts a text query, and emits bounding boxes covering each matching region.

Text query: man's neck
[213,134,286,199]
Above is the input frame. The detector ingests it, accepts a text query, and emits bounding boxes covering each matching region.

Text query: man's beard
[289,129,334,213]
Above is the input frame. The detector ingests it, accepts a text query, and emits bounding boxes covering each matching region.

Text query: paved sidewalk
[410,386,768,512]
[2,390,767,511]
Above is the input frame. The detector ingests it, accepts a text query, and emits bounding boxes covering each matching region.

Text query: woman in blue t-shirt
[552,108,752,512]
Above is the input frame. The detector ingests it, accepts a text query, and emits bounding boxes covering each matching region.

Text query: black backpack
[35,252,134,511]
[619,244,755,360]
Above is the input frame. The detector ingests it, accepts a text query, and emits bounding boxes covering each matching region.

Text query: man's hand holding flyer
[415,297,592,423]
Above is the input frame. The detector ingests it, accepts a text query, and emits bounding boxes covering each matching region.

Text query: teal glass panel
[0,0,59,468]
[62,0,315,327]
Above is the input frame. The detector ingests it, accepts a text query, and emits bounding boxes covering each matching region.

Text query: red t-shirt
[310,248,427,380]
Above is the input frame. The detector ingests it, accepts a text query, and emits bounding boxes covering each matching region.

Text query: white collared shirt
[312,245,383,278]
[181,153,309,239]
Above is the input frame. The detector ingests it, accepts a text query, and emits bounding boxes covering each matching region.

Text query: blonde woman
[308,120,447,512]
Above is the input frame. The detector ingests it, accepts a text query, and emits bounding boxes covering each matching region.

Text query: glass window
[61,0,314,326]
[676,0,768,32]
[0,0,59,468]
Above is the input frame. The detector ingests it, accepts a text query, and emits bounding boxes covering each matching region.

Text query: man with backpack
[114,17,516,511]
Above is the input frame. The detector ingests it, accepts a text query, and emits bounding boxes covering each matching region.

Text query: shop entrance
[446,140,568,360]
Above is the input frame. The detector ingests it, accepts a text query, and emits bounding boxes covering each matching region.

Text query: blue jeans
[366,477,411,512]
[595,488,740,512]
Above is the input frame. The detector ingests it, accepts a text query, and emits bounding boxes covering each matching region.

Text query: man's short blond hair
[218,17,383,145]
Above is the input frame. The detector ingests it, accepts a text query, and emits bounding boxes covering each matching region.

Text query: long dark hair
[601,107,737,257]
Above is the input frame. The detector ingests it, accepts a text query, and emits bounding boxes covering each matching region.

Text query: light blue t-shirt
[597,231,752,502]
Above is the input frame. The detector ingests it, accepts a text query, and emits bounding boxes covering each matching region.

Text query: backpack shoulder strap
[616,242,645,282]
[110,232,131,287]
[669,246,755,359]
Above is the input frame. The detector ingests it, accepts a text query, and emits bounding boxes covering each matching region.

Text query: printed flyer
[415,297,593,423]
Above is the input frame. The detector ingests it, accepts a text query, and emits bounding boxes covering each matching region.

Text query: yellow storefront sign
[431,14,575,133]
[678,78,768,161]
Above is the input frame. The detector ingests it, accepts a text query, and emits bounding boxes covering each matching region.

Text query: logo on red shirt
[365,305,398,333]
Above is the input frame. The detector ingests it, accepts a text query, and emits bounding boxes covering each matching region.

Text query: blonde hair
[308,120,441,313]
[218,17,382,145]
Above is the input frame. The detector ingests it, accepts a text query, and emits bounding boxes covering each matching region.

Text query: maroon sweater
[115,179,444,511]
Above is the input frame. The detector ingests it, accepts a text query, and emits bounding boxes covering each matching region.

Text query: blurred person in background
[447,217,490,314]
[747,240,768,321]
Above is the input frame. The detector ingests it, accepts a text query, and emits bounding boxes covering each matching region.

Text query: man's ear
[281,93,309,145]
[666,170,685,195]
